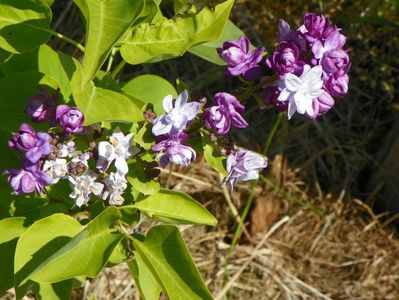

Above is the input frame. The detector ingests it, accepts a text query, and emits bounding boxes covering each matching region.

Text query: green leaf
[122,74,177,115]
[189,20,244,65]
[25,207,123,284]
[132,225,214,300]
[120,0,234,65]
[0,0,52,53]
[133,189,217,225]
[201,132,227,176]
[0,217,29,293]
[127,159,160,195]
[134,123,155,150]
[74,0,145,87]
[128,251,162,300]
[35,280,73,300]
[14,214,83,287]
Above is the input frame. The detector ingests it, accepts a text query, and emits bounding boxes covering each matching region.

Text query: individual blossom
[217,35,264,81]
[152,90,202,136]
[42,158,68,184]
[324,74,349,97]
[277,65,324,119]
[300,13,330,45]
[266,42,305,76]
[223,149,268,191]
[5,161,52,195]
[277,19,306,50]
[25,87,58,122]
[68,152,90,176]
[151,133,196,168]
[96,128,139,175]
[102,172,128,206]
[55,105,84,134]
[263,85,288,112]
[203,92,248,135]
[320,48,350,78]
[68,170,104,207]
[8,123,52,163]
[306,90,335,120]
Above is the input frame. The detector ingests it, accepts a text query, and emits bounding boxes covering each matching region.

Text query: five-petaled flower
[68,170,104,207]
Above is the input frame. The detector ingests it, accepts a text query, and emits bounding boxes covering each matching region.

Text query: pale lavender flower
[223,149,268,191]
[102,172,128,206]
[68,170,104,207]
[58,141,75,158]
[324,74,349,97]
[306,90,335,120]
[217,35,264,81]
[152,133,196,168]
[25,87,58,123]
[55,105,84,134]
[42,158,68,184]
[266,42,305,76]
[152,90,202,136]
[278,65,324,119]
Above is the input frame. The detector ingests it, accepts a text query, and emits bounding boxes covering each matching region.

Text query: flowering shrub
[0,1,349,299]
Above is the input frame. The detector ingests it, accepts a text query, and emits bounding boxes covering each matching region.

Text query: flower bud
[8,123,36,152]
[55,105,84,134]
[25,87,58,122]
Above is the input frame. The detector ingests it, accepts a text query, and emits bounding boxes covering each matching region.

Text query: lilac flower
[217,35,264,81]
[263,85,288,112]
[223,149,268,191]
[278,19,306,50]
[58,141,76,158]
[278,65,324,119]
[102,172,128,206]
[8,124,52,163]
[42,158,68,184]
[152,90,202,136]
[96,128,139,175]
[300,13,330,44]
[266,42,305,76]
[320,49,350,78]
[5,161,52,195]
[324,74,349,97]
[152,133,196,168]
[306,90,335,120]
[55,105,84,134]
[68,171,104,207]
[25,87,58,122]
[203,92,248,135]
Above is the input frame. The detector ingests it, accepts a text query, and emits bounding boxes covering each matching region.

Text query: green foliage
[132,225,214,300]
[120,0,234,65]
[201,132,227,176]
[128,159,160,195]
[132,189,217,225]
[0,0,52,53]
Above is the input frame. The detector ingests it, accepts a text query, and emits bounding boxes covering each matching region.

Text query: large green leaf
[14,214,83,287]
[0,0,52,53]
[122,74,177,115]
[132,225,214,300]
[127,159,160,195]
[189,20,244,65]
[0,217,28,293]
[74,0,145,87]
[120,0,234,65]
[24,207,123,284]
[132,189,217,225]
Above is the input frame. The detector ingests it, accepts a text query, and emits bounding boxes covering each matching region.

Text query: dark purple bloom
[25,87,58,122]
[151,133,196,168]
[266,42,305,76]
[324,74,349,97]
[306,90,335,120]
[5,161,52,195]
[263,85,288,112]
[203,92,248,135]
[217,35,264,81]
[321,49,350,78]
[8,124,52,163]
[55,105,84,134]
[278,19,306,50]
[300,13,330,45]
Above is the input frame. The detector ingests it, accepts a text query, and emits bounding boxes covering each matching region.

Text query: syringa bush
[0,1,349,298]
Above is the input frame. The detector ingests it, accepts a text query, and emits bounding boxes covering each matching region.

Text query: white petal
[287,98,297,120]
[278,88,291,101]
[284,73,302,92]
[162,95,174,113]
[152,117,173,136]
[294,93,311,115]
[303,65,322,83]
[115,157,129,175]
[175,90,188,108]
[182,102,201,121]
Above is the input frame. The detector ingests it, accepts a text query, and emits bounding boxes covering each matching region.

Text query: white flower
[152,90,202,136]
[278,65,323,119]
[102,172,127,206]
[96,128,139,175]
[58,141,75,158]
[42,158,68,183]
[71,152,90,167]
[68,171,104,207]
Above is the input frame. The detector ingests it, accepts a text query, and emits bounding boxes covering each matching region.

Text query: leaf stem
[111,60,127,79]
[45,28,85,52]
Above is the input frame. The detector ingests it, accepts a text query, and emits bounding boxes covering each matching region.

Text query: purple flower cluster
[203,92,248,135]
[151,90,202,167]
[264,13,350,119]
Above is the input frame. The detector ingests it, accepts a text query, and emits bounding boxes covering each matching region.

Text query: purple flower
[5,161,52,195]
[217,35,264,81]
[8,124,52,163]
[300,13,330,45]
[223,149,268,191]
[203,92,248,135]
[306,90,335,120]
[324,74,349,97]
[266,42,305,76]
[278,19,306,50]
[263,85,288,112]
[151,133,196,168]
[152,90,202,136]
[320,49,350,78]
[55,105,84,134]
[25,87,58,122]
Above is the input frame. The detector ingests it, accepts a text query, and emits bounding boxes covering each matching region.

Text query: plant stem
[45,28,85,52]
[107,47,118,73]
[111,60,127,79]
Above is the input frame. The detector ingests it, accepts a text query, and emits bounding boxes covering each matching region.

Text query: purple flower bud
[324,74,349,97]
[55,105,84,134]
[266,42,305,76]
[217,35,264,81]
[263,85,288,112]
[203,92,248,135]
[306,90,335,119]
[321,49,350,78]
[151,133,196,168]
[25,87,58,122]
[302,13,330,44]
